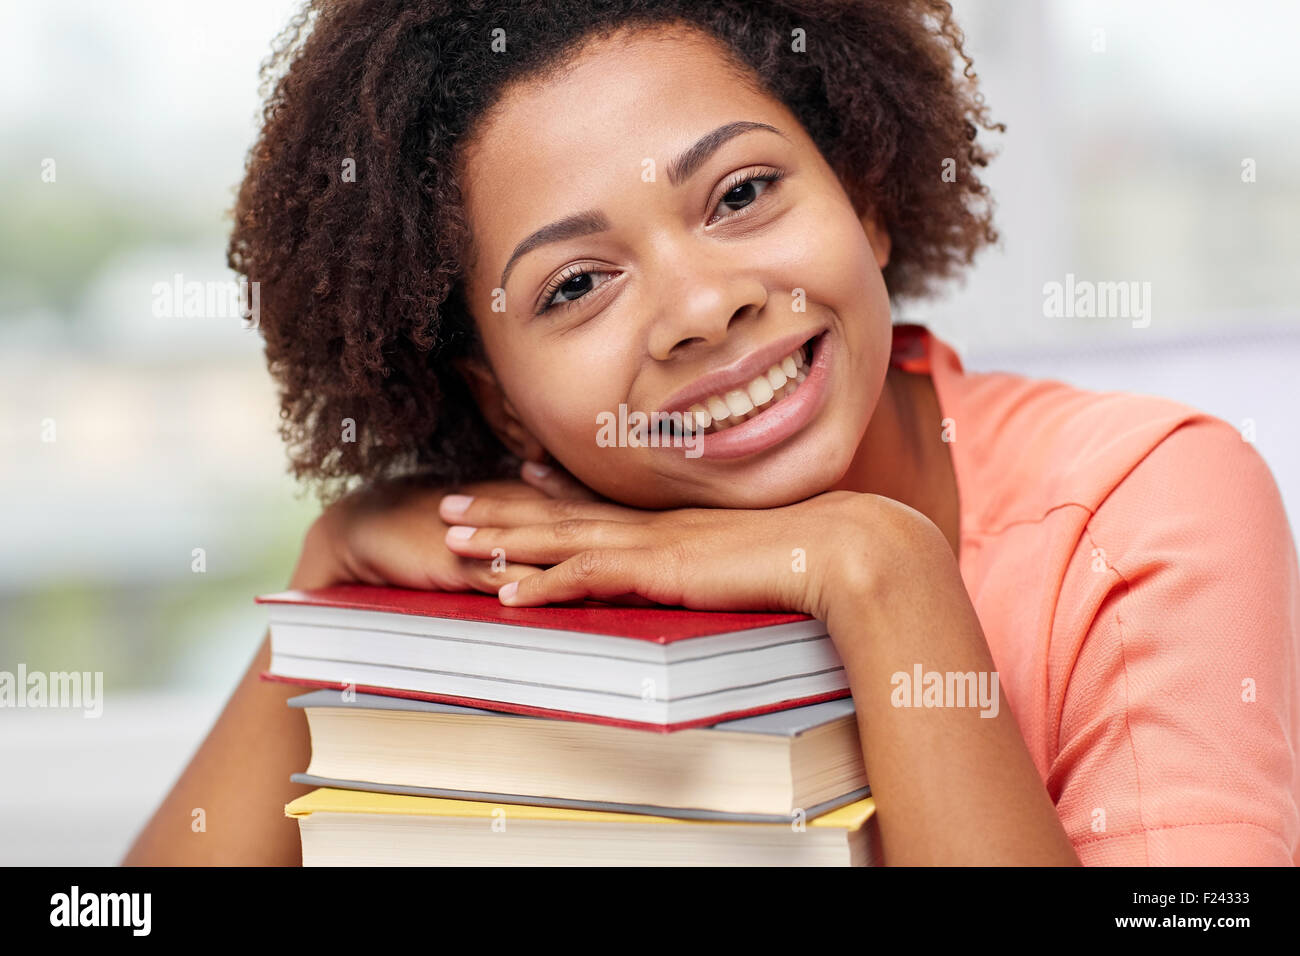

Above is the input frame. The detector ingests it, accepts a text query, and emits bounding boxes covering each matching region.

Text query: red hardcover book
[258,585,848,733]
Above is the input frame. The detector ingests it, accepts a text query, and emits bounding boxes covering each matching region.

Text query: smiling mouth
[656,334,817,441]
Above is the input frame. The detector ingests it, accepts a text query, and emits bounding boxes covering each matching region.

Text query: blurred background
[1,0,1297,863]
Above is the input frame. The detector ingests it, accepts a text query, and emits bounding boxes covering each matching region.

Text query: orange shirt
[892,323,1300,865]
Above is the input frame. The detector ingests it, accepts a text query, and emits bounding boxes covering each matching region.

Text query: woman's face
[458,23,894,509]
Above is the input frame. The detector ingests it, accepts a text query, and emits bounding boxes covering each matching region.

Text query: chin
[706,415,864,507]
[677,450,852,509]
[728,463,846,508]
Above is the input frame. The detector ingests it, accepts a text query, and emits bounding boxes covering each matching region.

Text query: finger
[438,491,645,529]
[442,519,644,565]
[586,593,662,608]
[520,460,603,501]
[452,555,545,595]
[498,549,660,607]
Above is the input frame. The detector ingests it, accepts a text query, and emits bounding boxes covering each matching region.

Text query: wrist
[288,514,346,590]
[797,494,879,624]
[817,492,968,643]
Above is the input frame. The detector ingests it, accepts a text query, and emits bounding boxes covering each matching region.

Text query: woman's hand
[436,488,893,617]
[288,462,601,593]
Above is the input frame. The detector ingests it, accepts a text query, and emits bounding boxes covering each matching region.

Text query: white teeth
[724,389,754,417]
[746,375,774,407]
[678,341,814,436]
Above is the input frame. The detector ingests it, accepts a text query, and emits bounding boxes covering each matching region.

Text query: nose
[645,241,768,361]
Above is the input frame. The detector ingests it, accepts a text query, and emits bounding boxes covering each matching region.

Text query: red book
[258,585,847,732]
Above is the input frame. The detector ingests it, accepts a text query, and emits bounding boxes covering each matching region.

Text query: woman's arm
[819,497,1080,865]
[123,515,359,866]
[123,472,574,865]
[121,629,312,866]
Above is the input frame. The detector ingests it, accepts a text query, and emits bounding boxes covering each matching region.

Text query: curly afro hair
[228,0,1003,504]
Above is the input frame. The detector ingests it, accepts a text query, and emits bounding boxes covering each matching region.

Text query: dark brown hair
[228,0,1003,503]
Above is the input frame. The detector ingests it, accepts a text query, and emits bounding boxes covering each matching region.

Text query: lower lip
[683,331,832,461]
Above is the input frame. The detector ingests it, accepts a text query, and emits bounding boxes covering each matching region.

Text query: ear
[861,207,892,271]
[454,356,549,463]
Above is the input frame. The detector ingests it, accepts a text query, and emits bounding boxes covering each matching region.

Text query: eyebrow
[498,120,786,291]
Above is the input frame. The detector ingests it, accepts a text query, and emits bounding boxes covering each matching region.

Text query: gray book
[289,690,867,821]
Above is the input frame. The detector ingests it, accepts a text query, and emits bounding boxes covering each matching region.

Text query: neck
[832,365,961,560]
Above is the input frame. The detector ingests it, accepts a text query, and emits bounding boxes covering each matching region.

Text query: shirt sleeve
[1046,417,1300,865]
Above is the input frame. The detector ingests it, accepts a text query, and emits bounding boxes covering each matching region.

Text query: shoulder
[939,357,1220,533]
[1085,415,1296,588]
[1064,413,1299,666]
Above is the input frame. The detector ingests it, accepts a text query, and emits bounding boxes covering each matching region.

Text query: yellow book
[287,788,878,866]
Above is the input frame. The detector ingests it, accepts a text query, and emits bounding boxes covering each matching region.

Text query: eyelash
[534,166,787,315]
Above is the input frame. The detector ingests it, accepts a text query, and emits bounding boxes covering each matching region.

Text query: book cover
[286,787,876,831]
[287,688,858,735]
[263,673,849,733]
[288,773,870,823]
[257,584,815,643]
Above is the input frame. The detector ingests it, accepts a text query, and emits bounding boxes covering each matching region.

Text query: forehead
[459,25,783,281]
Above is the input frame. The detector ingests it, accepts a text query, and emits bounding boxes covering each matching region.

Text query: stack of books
[258,584,878,865]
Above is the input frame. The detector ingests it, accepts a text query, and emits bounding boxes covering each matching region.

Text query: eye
[707,166,786,226]
[533,167,787,315]
[536,264,616,315]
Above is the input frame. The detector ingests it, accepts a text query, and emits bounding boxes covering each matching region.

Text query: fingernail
[441,494,474,514]
[446,525,476,540]
[499,580,518,602]
[522,462,551,479]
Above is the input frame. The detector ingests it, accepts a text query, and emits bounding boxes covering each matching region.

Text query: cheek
[511,346,634,461]
[761,191,889,323]
[768,192,893,427]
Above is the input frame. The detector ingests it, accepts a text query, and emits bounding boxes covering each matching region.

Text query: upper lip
[657,328,823,416]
